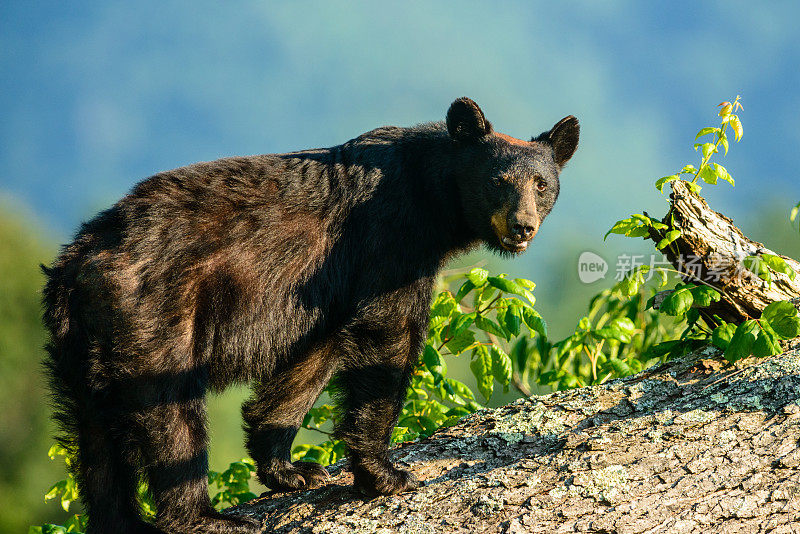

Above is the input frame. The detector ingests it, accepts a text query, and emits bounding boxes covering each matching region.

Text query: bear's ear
[446,97,492,142]
[536,116,580,167]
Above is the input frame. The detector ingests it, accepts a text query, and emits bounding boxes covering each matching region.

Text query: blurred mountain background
[1,1,798,530]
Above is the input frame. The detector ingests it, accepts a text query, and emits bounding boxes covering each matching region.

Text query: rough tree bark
[227,183,800,533]
[230,344,800,534]
[652,180,800,323]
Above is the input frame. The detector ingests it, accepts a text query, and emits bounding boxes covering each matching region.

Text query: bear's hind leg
[242,344,337,492]
[135,379,259,534]
[75,411,154,534]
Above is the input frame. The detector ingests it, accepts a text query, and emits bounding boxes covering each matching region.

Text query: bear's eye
[535,177,547,192]
[491,177,503,187]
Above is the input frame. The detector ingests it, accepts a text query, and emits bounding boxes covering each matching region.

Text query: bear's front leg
[242,343,337,492]
[334,316,425,497]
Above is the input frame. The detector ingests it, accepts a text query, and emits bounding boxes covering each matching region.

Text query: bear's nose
[510,223,536,241]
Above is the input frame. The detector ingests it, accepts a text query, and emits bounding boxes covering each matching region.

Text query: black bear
[42,97,578,533]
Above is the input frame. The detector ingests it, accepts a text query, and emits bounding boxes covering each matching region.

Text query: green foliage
[32,446,262,533]
[682,97,741,189]
[208,459,258,508]
[791,201,800,235]
[710,302,800,363]
[30,446,88,534]
[43,446,80,514]
[605,97,799,365]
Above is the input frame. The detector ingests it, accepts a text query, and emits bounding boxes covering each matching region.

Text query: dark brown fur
[41,98,578,533]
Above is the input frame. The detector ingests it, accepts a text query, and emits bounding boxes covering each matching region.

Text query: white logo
[578,251,608,283]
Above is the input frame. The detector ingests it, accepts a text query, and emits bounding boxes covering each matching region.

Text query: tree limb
[230,344,800,533]
[656,180,800,322]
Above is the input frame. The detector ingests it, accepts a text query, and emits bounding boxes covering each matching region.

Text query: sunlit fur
[41,98,578,533]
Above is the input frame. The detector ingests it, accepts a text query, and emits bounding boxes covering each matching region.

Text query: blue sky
[1,1,798,259]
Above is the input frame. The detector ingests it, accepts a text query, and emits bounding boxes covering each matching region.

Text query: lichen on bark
[232,342,800,533]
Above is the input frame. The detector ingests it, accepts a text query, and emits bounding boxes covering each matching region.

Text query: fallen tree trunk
[654,180,800,323]
[231,344,800,533]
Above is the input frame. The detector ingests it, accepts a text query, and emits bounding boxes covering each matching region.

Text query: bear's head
[446,97,579,255]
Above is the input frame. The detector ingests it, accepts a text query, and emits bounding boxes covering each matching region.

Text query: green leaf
[430,292,457,320]
[475,315,508,339]
[504,304,522,337]
[743,256,771,284]
[593,325,632,344]
[604,217,639,240]
[695,126,718,140]
[446,378,476,401]
[753,321,782,357]
[454,279,475,302]
[61,476,78,511]
[467,267,489,287]
[304,404,335,428]
[655,174,679,193]
[398,414,438,437]
[522,308,547,338]
[45,480,66,502]
[698,165,717,185]
[659,286,694,316]
[680,164,698,174]
[615,267,649,298]
[684,308,701,332]
[423,344,446,376]
[490,346,513,387]
[616,276,638,298]
[47,444,68,460]
[486,276,526,296]
[445,328,477,355]
[297,445,330,465]
[761,254,797,280]
[514,278,536,290]
[711,322,736,349]
[64,513,87,532]
[729,115,743,141]
[450,312,477,338]
[713,163,734,186]
[696,142,716,159]
[761,300,800,339]
[626,226,651,238]
[474,284,498,309]
[470,346,494,400]
[723,320,759,363]
[611,316,636,334]
[603,357,633,378]
[655,268,669,287]
[689,285,721,308]
[656,229,681,250]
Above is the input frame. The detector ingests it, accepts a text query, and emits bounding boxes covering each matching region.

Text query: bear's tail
[41,262,156,533]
